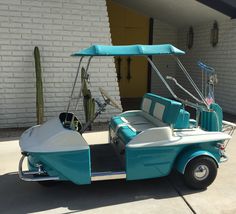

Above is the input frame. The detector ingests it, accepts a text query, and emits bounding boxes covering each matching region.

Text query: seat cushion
[117,126,138,144]
[110,113,156,144]
[122,115,149,124]
[110,116,126,131]
[110,115,155,134]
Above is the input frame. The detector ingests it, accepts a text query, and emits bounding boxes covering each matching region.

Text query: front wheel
[184,156,217,190]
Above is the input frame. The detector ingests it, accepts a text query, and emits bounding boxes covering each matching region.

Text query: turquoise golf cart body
[18,44,236,189]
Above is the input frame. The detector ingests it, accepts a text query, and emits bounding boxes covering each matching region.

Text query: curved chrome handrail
[18,155,59,182]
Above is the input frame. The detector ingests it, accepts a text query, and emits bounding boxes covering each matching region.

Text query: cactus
[34,46,44,124]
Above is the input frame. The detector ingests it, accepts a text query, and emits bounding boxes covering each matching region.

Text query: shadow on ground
[0,171,201,214]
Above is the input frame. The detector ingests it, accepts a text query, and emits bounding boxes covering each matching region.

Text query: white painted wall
[152,18,236,115]
[151,19,178,97]
[0,0,121,128]
[177,19,236,115]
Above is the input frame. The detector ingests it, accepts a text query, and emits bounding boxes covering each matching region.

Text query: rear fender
[176,150,219,174]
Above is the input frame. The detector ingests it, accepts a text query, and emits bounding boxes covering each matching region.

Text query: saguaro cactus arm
[34,46,44,124]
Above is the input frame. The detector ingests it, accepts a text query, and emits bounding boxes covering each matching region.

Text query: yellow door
[107,1,149,98]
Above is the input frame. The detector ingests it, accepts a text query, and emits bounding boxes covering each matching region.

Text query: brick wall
[177,19,236,115]
[0,0,121,128]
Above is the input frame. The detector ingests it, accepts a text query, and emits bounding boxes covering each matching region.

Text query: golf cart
[18,44,236,189]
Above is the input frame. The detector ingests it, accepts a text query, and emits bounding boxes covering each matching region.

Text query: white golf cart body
[18,44,236,189]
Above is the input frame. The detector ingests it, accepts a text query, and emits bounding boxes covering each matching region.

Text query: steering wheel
[99,87,122,111]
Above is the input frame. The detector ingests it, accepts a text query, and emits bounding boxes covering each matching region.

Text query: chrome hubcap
[193,165,209,181]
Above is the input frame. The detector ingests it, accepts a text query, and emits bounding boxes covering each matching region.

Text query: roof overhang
[113,0,231,27]
[197,0,236,19]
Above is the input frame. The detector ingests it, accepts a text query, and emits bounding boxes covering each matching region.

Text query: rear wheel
[184,156,217,190]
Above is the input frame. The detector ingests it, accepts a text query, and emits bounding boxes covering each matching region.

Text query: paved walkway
[0,130,236,214]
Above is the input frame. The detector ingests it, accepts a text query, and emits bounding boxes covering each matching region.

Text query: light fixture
[211,21,219,47]
[187,26,194,49]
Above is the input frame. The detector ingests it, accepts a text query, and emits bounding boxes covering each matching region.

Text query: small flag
[205,90,214,105]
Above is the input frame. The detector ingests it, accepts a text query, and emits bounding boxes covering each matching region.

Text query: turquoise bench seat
[110,93,191,145]
[110,114,156,132]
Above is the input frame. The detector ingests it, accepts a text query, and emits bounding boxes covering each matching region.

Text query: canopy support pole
[166,76,203,104]
[66,56,84,114]
[172,56,209,109]
[75,56,93,111]
[147,56,208,112]
[147,57,177,99]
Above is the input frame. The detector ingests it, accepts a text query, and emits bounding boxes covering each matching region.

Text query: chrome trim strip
[91,171,126,181]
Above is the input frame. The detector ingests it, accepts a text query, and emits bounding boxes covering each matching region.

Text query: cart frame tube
[66,56,84,114]
[146,56,208,112]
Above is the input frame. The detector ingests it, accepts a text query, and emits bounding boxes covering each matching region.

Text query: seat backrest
[141,96,152,113]
[173,109,190,129]
[141,93,182,125]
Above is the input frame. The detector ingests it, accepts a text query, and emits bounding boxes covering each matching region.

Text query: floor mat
[90,143,125,172]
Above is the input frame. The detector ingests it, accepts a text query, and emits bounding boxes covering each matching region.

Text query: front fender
[176,150,219,174]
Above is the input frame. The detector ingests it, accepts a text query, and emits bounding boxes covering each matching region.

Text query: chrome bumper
[220,154,228,163]
[18,154,60,182]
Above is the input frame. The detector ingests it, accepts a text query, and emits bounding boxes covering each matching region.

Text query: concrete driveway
[0,130,236,214]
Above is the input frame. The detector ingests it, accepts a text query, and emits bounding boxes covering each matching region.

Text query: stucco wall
[0,0,121,128]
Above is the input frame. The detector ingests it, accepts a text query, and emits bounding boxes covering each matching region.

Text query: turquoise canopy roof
[72,44,185,56]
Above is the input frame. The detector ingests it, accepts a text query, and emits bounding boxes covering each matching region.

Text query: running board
[91,171,126,181]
